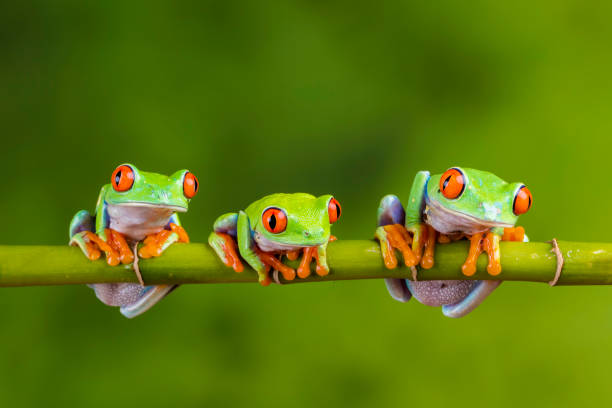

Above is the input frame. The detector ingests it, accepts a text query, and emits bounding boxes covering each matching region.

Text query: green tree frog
[69,164,199,318]
[375,167,532,318]
[208,193,341,286]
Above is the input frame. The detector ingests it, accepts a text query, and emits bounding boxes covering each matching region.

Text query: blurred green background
[2,1,612,407]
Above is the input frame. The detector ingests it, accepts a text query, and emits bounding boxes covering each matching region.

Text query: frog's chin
[109,201,188,213]
[424,197,513,235]
[254,232,327,252]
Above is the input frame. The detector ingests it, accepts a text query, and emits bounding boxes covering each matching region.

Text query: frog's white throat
[106,202,184,242]
[423,197,513,235]
[111,201,187,213]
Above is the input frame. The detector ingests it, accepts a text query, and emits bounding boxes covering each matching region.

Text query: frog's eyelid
[261,206,286,218]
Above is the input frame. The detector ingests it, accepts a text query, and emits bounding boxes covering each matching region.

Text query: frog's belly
[106,203,174,242]
[424,197,512,235]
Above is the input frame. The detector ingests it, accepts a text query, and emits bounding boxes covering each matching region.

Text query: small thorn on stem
[411,266,418,281]
[132,242,145,286]
[272,270,283,285]
[548,238,564,286]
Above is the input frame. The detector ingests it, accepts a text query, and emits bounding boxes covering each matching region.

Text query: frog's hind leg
[441,280,501,318]
[208,212,244,273]
[120,285,178,319]
[376,195,413,302]
[69,210,101,260]
[89,283,177,319]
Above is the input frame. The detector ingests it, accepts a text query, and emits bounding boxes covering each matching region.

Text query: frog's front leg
[313,241,331,277]
[461,230,507,277]
[69,210,132,266]
[297,242,332,279]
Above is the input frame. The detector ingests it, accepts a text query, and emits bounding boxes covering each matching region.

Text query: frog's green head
[246,193,341,248]
[426,167,532,228]
[103,164,199,212]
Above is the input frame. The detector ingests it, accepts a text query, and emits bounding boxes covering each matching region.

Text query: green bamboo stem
[0,240,610,287]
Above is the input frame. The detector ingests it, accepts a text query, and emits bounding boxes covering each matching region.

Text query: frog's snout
[304,227,325,240]
[482,202,502,222]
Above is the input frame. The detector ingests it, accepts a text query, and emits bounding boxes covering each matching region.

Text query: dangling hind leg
[69,210,101,260]
[441,280,501,318]
[89,283,178,319]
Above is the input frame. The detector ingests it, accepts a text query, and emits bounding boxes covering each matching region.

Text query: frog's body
[69,164,198,318]
[209,193,341,286]
[376,168,531,318]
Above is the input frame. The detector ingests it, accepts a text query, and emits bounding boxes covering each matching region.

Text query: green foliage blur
[2,1,612,407]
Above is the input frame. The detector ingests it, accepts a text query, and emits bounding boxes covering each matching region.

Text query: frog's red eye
[439,168,465,199]
[183,172,198,199]
[111,165,135,192]
[262,208,287,234]
[513,185,532,215]
[328,198,341,224]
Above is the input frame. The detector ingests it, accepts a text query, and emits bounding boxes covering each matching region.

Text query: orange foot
[377,223,435,272]
[378,224,419,269]
[502,226,525,242]
[461,232,502,276]
[287,246,330,279]
[420,225,437,270]
[214,232,244,273]
[255,249,296,284]
[297,247,316,279]
[139,223,189,259]
[81,229,134,266]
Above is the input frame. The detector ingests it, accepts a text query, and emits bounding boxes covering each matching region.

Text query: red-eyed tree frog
[69,164,198,318]
[208,193,341,286]
[375,167,532,318]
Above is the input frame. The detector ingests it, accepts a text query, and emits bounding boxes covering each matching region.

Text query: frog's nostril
[304,231,310,237]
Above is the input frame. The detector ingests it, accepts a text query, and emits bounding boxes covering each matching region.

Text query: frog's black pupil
[115,171,122,185]
[335,204,341,218]
[193,177,198,192]
[269,214,277,230]
[442,175,451,190]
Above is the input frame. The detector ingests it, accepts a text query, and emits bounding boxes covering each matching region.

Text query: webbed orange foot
[169,222,190,243]
[255,249,296,282]
[502,226,525,242]
[461,232,502,276]
[139,229,173,259]
[80,230,127,266]
[462,233,484,277]
[376,224,419,268]
[421,225,437,269]
[107,229,134,265]
[483,232,501,276]
[214,232,244,273]
[297,247,317,279]
[312,248,329,277]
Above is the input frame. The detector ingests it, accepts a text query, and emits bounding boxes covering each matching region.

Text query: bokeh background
[2,1,612,407]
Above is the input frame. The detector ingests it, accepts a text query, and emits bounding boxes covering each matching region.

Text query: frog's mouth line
[111,202,188,213]
[254,233,327,252]
[425,197,513,232]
